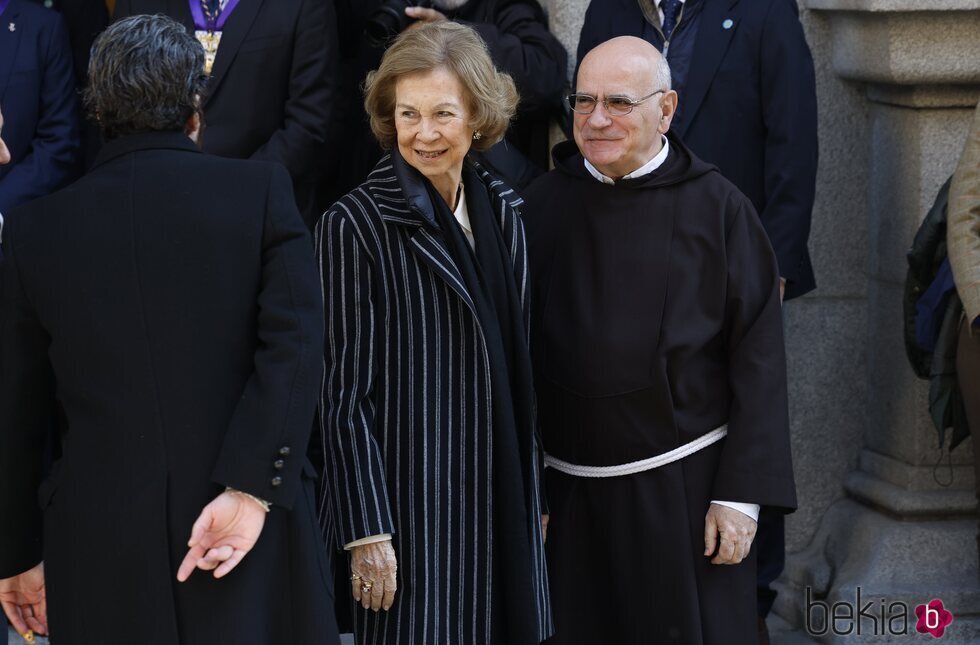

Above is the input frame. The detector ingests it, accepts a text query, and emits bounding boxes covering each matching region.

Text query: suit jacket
[577,0,818,299]
[317,155,552,644]
[0,131,338,645]
[113,0,338,228]
[0,0,81,213]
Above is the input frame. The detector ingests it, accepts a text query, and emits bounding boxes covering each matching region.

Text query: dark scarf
[394,150,540,644]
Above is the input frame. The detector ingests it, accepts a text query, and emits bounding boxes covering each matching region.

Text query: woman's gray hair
[85,15,209,139]
[364,21,518,152]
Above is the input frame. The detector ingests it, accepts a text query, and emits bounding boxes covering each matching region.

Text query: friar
[522,37,797,645]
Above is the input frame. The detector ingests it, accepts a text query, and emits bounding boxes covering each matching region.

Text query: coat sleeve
[0,216,55,578]
[757,0,818,288]
[463,0,568,116]
[210,165,324,509]
[0,15,80,212]
[249,0,337,182]
[948,102,980,324]
[315,201,396,547]
[711,196,797,512]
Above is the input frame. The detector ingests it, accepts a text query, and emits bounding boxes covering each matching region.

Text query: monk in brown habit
[522,37,797,645]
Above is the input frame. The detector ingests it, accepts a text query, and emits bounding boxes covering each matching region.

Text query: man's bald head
[578,37,671,96]
[572,37,678,180]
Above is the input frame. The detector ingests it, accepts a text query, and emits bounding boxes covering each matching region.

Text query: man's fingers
[187,510,212,548]
[32,599,48,635]
[712,533,737,564]
[213,548,248,579]
[177,545,206,581]
[1,600,28,636]
[703,514,718,556]
[200,545,235,569]
[24,613,45,635]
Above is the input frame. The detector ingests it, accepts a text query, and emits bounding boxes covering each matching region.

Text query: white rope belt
[544,425,728,478]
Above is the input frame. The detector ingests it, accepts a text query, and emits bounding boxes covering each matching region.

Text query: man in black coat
[0,16,339,645]
[576,1,818,634]
[113,0,338,229]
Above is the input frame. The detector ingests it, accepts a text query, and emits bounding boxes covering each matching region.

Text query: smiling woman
[315,21,552,645]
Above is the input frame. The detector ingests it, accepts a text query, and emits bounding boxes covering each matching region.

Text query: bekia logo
[806,587,955,638]
[915,599,954,639]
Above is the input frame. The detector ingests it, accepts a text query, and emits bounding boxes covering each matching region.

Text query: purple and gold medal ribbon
[189,0,241,32]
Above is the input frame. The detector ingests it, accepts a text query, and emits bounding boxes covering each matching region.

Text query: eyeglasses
[566,90,666,116]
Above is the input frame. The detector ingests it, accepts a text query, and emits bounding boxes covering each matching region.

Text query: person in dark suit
[0,0,81,214]
[112,0,338,228]
[27,0,110,167]
[318,22,551,645]
[0,16,339,645]
[576,1,817,637]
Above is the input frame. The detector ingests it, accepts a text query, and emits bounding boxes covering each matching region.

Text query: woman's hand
[350,541,398,611]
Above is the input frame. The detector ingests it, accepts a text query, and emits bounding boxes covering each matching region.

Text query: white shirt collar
[583,135,670,185]
[452,182,475,249]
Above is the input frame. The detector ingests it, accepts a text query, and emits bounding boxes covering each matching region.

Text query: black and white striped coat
[315,156,552,644]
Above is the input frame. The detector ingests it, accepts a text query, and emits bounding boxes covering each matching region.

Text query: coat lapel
[677,0,740,138]
[205,0,262,102]
[372,154,478,316]
[0,2,23,104]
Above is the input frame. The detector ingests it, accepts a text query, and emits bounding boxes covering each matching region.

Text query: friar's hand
[0,562,48,637]
[541,514,550,543]
[176,490,267,581]
[350,541,398,612]
[704,503,757,565]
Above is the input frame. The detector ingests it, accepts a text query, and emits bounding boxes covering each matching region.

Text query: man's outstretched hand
[177,491,267,582]
[0,562,47,637]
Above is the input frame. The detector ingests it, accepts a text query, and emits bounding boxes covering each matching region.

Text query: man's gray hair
[85,15,208,139]
[655,54,672,91]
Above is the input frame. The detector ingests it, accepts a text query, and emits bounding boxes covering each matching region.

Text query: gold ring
[361,582,373,594]
[351,573,361,581]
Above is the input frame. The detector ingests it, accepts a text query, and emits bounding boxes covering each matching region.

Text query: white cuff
[344,533,393,550]
[710,500,760,522]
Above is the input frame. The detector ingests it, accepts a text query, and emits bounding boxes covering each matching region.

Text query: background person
[0,16,338,644]
[318,21,552,645]
[949,100,980,570]
[0,0,81,214]
[112,0,338,229]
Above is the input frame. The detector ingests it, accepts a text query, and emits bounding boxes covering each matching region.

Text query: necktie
[661,0,683,40]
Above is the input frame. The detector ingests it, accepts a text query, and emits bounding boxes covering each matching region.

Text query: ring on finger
[361,581,374,594]
[351,573,361,581]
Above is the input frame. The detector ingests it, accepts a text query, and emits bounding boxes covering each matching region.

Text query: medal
[188,0,241,75]
[195,29,222,75]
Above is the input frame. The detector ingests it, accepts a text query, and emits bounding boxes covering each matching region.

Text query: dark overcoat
[316,155,552,644]
[113,0,338,228]
[0,132,339,645]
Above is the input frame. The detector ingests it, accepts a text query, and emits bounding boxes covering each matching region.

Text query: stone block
[784,298,867,551]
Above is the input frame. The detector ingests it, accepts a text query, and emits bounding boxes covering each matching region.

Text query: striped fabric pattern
[315,156,552,645]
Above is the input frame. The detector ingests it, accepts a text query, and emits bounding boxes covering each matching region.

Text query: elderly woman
[317,21,552,645]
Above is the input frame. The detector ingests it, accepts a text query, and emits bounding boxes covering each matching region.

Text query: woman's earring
[473,131,483,140]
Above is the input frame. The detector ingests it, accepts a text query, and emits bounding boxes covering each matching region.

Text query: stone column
[775,1,980,642]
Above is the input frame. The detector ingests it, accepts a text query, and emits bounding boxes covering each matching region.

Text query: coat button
[279,446,291,456]
[273,459,285,470]
[271,476,283,487]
